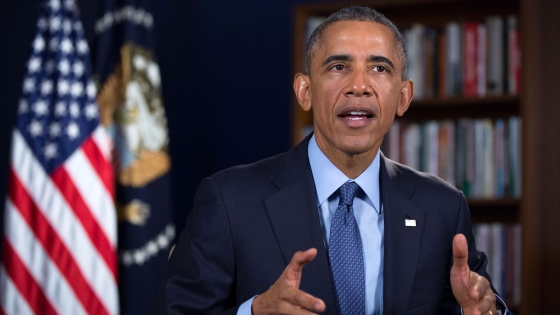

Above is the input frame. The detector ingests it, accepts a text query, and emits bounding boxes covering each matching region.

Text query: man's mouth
[339,110,373,120]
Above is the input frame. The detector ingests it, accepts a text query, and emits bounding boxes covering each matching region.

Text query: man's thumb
[452,234,469,269]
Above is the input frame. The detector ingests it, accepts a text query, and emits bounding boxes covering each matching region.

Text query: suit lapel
[264,136,337,312]
[381,155,426,315]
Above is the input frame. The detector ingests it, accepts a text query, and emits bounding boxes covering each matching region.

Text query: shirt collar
[308,135,381,213]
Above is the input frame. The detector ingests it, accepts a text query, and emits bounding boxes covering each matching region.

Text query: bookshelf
[291,0,560,313]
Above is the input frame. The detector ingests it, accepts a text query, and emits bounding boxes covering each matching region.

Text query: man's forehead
[317,20,397,56]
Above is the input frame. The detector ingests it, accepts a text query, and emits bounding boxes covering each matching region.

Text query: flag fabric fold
[0,0,119,314]
[92,0,175,313]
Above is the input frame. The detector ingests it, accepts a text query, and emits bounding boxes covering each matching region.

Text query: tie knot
[339,181,360,206]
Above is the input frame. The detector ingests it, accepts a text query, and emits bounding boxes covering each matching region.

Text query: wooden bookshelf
[291,0,560,312]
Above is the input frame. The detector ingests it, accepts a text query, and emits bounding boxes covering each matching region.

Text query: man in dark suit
[159,6,509,315]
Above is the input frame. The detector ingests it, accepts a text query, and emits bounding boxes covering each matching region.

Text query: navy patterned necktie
[329,181,365,315]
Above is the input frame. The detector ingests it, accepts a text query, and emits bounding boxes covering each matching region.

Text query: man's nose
[345,68,373,96]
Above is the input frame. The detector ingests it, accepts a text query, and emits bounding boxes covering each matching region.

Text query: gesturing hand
[252,248,326,315]
[451,234,497,315]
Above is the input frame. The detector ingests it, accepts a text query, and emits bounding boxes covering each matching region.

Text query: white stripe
[10,130,118,314]
[0,267,34,315]
[91,125,113,162]
[3,199,87,315]
[64,147,116,246]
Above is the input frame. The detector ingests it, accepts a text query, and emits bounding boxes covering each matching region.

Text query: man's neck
[314,137,380,179]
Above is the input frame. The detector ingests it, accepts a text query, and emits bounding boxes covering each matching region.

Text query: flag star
[58,59,70,74]
[77,40,88,54]
[146,241,158,255]
[33,37,45,52]
[45,60,55,73]
[49,0,61,10]
[49,122,61,138]
[64,0,74,9]
[86,81,96,98]
[60,38,73,54]
[28,119,43,137]
[43,142,58,160]
[23,78,36,93]
[71,82,83,97]
[69,102,80,117]
[28,57,41,73]
[18,99,29,114]
[55,102,66,116]
[143,14,153,28]
[73,61,84,76]
[73,21,82,32]
[37,18,47,30]
[66,122,80,139]
[85,103,98,119]
[57,79,69,95]
[62,20,72,33]
[49,16,61,32]
[41,80,53,95]
[49,37,59,51]
[33,100,49,116]
[134,10,144,24]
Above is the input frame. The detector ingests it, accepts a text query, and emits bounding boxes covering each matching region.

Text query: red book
[463,22,479,97]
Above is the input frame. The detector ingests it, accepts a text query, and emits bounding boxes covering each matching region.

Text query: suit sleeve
[439,191,496,314]
[157,177,239,315]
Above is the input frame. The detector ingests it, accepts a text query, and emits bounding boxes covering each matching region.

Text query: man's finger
[283,288,326,313]
[287,248,318,274]
[452,234,469,269]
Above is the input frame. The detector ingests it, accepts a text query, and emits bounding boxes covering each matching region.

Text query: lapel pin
[405,219,416,227]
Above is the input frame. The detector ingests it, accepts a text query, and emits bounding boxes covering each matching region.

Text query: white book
[425,121,439,176]
[405,25,425,99]
[388,122,401,162]
[439,120,456,186]
[474,224,492,277]
[446,22,462,96]
[491,224,504,296]
[474,120,485,197]
[483,119,495,198]
[477,24,487,97]
[306,17,326,40]
[486,16,504,95]
[404,123,421,171]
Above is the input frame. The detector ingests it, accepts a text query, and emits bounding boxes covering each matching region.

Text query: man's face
[295,20,413,162]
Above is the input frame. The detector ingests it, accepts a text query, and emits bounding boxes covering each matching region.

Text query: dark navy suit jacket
[157,136,494,314]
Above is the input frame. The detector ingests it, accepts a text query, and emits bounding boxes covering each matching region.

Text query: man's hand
[252,248,326,315]
[451,234,497,315]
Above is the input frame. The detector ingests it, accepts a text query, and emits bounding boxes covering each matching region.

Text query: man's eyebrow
[322,54,352,66]
[368,55,395,70]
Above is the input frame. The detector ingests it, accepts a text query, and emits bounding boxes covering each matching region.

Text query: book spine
[463,22,479,97]
[486,16,505,95]
[477,23,487,97]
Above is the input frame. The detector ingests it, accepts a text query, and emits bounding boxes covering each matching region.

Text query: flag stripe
[0,266,34,315]
[1,240,57,315]
[10,130,118,296]
[65,142,116,246]
[50,167,117,278]
[4,198,87,315]
[82,134,114,197]
[8,169,110,315]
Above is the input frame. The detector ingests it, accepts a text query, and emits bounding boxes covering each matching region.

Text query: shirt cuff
[237,296,257,315]
[460,294,510,315]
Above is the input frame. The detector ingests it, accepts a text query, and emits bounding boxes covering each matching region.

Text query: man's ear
[396,79,414,117]
[293,73,312,112]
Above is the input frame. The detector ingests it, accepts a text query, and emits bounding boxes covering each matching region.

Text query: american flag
[0,0,118,314]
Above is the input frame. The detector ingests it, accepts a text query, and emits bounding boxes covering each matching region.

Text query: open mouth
[339,110,373,120]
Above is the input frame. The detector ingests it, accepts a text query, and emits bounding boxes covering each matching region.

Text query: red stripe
[50,167,118,279]
[82,136,115,198]
[2,239,58,315]
[8,169,110,315]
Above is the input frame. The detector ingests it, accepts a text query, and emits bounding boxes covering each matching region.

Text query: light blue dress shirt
[238,135,384,315]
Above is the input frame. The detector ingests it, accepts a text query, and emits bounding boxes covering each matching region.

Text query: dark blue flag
[90,1,175,313]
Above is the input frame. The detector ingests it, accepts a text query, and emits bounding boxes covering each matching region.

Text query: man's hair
[303,6,407,80]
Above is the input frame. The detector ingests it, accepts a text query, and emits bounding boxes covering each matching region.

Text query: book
[463,22,479,97]
[486,16,505,95]
[446,22,462,96]
[507,15,521,95]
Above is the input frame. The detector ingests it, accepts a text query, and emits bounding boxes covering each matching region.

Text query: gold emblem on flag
[97,42,170,188]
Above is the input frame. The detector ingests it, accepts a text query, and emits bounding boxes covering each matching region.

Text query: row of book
[403,15,521,99]
[473,223,521,307]
[381,116,521,198]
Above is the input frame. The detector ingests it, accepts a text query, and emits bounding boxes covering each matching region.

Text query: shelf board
[404,95,519,120]
[467,198,519,223]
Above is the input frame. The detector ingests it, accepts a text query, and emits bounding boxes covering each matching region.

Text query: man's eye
[332,64,345,71]
[373,65,387,72]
